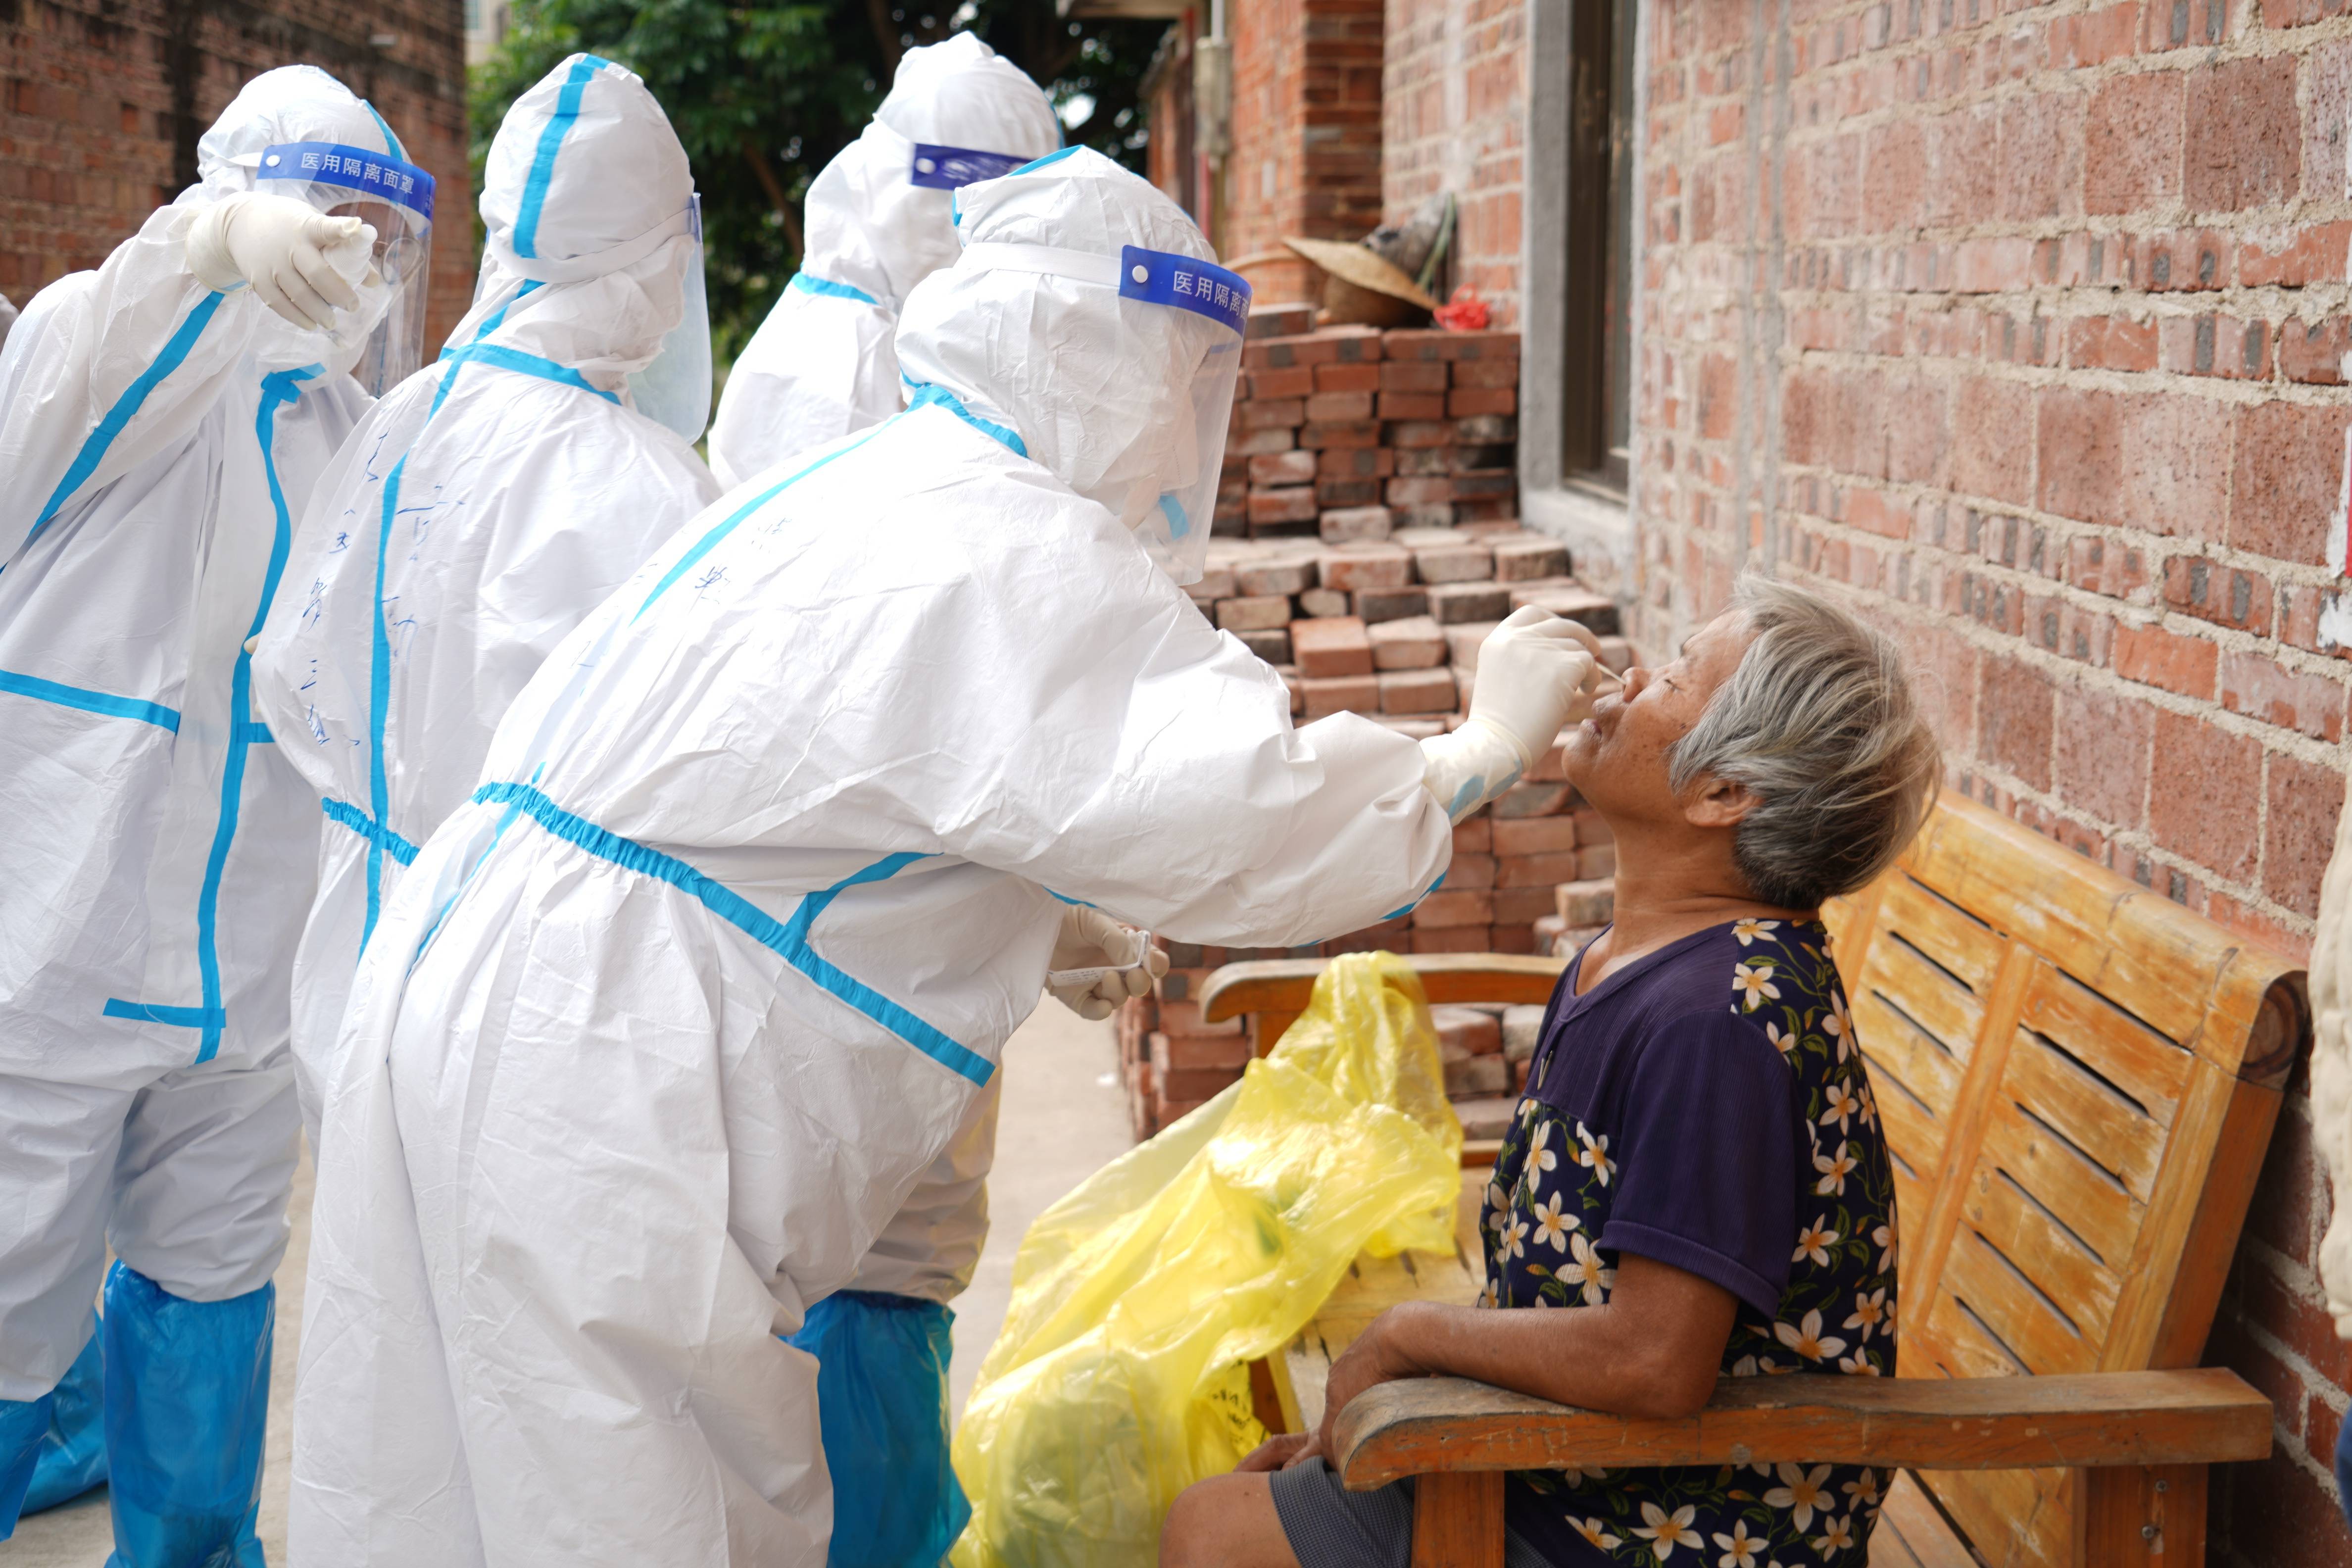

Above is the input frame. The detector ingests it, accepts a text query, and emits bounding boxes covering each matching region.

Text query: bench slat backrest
[1824,792,2303,1568]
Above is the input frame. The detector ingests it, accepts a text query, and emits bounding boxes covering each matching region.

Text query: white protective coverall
[704,32,1061,489]
[0,65,405,1555]
[251,54,719,1134]
[290,148,1483,1567]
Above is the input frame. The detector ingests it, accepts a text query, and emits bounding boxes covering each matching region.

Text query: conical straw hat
[1281,236,1442,311]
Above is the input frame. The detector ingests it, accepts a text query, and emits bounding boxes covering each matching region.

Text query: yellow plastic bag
[951,952,1464,1568]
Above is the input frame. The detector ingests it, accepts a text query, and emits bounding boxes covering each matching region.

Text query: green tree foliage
[472,0,1165,362]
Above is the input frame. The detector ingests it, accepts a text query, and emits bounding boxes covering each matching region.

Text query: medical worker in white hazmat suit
[0,65,433,1563]
[289,147,1600,1568]
[717,43,1061,1562]
[252,54,720,1139]
[704,31,1061,489]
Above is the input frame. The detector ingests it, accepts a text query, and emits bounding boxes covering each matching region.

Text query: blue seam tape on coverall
[0,670,179,731]
[905,384,1026,457]
[1379,868,1448,923]
[100,999,228,1029]
[435,343,619,404]
[409,788,528,962]
[322,797,420,866]
[366,447,403,943]
[1010,146,1080,176]
[789,272,879,306]
[28,292,227,549]
[363,100,405,161]
[357,310,599,946]
[511,55,609,259]
[99,365,318,1060]
[636,423,894,617]
[194,365,315,1060]
[636,393,1022,620]
[439,280,542,358]
[470,780,995,1085]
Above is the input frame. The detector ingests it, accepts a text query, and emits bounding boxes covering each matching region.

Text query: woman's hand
[1312,1303,1431,1460]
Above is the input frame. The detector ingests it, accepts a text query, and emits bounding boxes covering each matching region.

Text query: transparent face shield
[952,241,1249,584]
[254,141,437,395]
[626,195,712,443]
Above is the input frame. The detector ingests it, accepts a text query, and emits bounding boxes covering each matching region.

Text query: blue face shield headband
[1115,245,1252,337]
[909,144,1032,190]
[951,240,1249,584]
[258,142,436,223]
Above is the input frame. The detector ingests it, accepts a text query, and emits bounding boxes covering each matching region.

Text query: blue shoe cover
[0,1389,56,1539]
[24,1312,108,1513]
[100,1263,271,1568]
[787,1289,970,1568]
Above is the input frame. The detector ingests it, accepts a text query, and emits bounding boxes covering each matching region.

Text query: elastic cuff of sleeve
[1418,717,1528,824]
[183,195,247,294]
[1464,711,1536,777]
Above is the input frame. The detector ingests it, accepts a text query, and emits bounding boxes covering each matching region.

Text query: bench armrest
[1331,1369,2273,1487]
[1200,954,1569,1024]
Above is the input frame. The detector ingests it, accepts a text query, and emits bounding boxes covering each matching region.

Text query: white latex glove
[1046,905,1168,1021]
[1417,606,1604,822]
[187,192,374,332]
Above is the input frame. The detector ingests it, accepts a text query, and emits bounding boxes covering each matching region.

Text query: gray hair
[1667,576,1943,911]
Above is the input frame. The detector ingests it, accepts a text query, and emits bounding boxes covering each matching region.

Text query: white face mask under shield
[949,241,1249,584]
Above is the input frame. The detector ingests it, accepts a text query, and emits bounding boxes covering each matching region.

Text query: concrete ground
[10,1005,1130,1563]
[950,1005,1135,1418]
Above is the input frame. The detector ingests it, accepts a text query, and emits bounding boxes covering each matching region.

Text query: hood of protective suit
[801,33,1060,311]
[895,147,1236,562]
[187,65,407,371]
[196,64,406,197]
[455,54,698,390]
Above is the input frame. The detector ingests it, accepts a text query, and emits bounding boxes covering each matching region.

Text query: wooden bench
[1200,791,2306,1568]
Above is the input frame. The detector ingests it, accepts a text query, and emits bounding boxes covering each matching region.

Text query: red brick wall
[3,0,474,348]
[1632,1,2352,1557]
[1380,0,1525,323]
[1224,0,1387,305]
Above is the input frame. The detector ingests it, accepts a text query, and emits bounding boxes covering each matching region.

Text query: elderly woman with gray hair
[1162,575,1944,1568]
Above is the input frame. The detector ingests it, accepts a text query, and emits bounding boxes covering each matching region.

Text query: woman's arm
[1243,1253,1739,1472]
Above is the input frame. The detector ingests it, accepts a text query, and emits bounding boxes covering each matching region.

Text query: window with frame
[1559,0,1637,495]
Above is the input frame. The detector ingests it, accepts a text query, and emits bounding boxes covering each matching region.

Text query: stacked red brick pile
[1196,312,1623,734]
[1193,533,1622,728]
[1108,314,1637,1139]
[1218,306,1521,538]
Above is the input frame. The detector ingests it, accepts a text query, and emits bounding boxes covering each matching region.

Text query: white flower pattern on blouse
[1482,919,1897,1568]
